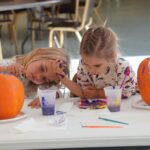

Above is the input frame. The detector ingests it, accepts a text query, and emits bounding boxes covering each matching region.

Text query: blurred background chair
[30,0,77,49]
[80,0,105,25]
[47,0,94,48]
[0,11,18,55]
[93,0,105,25]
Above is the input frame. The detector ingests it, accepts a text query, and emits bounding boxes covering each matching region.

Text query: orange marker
[81,125,123,128]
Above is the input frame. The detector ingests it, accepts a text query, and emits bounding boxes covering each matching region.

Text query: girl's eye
[94,65,101,68]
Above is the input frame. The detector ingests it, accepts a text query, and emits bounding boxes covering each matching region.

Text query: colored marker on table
[81,125,123,128]
[98,117,129,125]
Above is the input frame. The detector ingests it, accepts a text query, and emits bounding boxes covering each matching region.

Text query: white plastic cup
[104,86,122,112]
[38,86,56,115]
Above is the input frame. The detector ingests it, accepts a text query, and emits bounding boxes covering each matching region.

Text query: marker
[81,125,123,128]
[98,117,129,125]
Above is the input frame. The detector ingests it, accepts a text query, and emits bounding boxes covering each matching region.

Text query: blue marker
[98,117,129,125]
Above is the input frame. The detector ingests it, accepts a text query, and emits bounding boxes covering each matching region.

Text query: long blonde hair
[16,47,70,71]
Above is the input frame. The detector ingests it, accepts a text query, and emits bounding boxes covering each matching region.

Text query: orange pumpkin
[0,74,24,120]
[137,57,150,105]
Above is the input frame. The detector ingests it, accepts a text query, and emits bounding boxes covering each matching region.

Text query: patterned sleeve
[117,58,136,98]
[76,60,92,88]
[0,58,15,66]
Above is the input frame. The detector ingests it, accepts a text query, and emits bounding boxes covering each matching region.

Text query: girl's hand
[28,97,41,109]
[52,60,67,79]
[6,63,24,77]
[83,86,99,99]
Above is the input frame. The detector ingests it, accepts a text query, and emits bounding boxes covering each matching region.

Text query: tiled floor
[101,0,150,56]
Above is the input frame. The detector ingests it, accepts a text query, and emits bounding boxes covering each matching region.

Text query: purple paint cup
[104,86,122,112]
[38,86,56,115]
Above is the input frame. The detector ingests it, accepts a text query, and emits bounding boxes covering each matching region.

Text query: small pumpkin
[137,57,150,105]
[0,74,24,120]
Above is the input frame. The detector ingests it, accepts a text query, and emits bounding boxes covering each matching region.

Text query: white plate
[0,112,27,123]
[132,99,150,110]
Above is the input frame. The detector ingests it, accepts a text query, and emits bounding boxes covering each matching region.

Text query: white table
[1,94,150,150]
[0,0,62,12]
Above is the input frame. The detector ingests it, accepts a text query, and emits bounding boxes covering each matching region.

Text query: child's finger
[51,60,67,79]
[28,102,33,107]
[9,65,17,76]
[35,102,41,109]
[28,99,36,107]
[55,59,67,68]
[8,64,24,76]
[87,86,97,90]
[31,102,40,109]
[51,60,60,70]
[28,98,41,109]
[28,101,33,106]
[30,102,37,109]
[18,68,24,76]
[59,62,67,68]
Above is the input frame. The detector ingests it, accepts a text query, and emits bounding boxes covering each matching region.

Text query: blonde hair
[16,47,70,71]
[80,26,119,60]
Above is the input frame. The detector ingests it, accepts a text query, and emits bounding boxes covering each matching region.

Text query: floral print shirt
[76,58,136,98]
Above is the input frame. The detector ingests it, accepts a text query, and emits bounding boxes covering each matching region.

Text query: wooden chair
[47,0,94,48]
[0,11,18,54]
[93,0,105,25]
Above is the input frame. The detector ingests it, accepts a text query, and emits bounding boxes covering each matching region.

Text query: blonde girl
[0,47,69,107]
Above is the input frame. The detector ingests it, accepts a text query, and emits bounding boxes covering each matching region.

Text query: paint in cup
[38,86,56,115]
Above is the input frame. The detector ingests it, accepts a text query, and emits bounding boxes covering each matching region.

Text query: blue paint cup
[38,87,56,115]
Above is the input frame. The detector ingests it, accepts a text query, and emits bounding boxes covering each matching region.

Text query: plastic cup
[104,86,122,112]
[38,86,56,115]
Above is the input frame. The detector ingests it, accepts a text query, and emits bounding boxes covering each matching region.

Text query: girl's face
[25,60,59,84]
[81,54,109,75]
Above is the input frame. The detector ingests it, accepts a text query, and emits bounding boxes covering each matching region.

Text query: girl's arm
[80,86,106,99]
[61,76,106,99]
[0,59,15,73]
[61,76,84,98]
[0,66,8,72]
[52,60,84,98]
[97,89,106,98]
[0,63,24,77]
[54,60,105,99]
